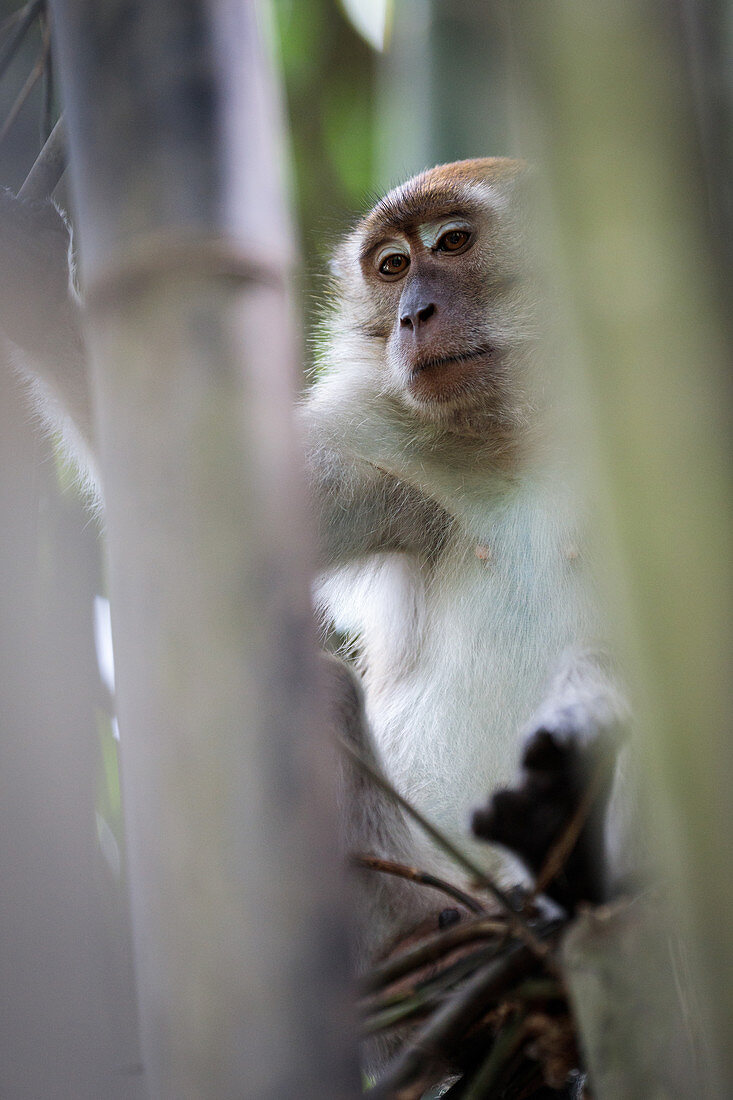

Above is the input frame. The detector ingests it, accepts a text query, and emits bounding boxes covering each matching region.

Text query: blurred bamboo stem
[513,1,733,1094]
[48,0,358,1095]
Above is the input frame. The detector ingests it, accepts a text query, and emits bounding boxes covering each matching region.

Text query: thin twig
[39,7,52,143]
[353,854,487,914]
[0,5,27,39]
[365,952,563,1041]
[361,914,507,995]
[362,992,433,1035]
[362,942,509,1034]
[370,944,537,1098]
[0,0,43,84]
[338,735,549,960]
[462,1011,528,1099]
[531,751,613,900]
[19,112,65,199]
[511,976,564,1001]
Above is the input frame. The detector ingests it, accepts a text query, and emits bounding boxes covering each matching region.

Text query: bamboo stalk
[48,1,358,1095]
[512,1,732,1093]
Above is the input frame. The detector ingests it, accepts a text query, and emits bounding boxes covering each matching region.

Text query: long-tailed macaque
[0,159,627,968]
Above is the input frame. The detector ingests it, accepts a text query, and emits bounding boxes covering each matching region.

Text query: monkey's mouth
[410,344,497,376]
[405,343,502,409]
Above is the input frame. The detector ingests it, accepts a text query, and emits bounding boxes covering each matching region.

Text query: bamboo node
[83,232,288,313]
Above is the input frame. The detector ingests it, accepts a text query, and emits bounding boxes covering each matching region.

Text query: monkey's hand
[472,653,627,913]
[0,188,78,361]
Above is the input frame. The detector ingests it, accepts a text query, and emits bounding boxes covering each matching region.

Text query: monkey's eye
[377,252,410,280]
[435,229,471,253]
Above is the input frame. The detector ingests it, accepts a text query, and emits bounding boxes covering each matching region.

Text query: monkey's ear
[328,235,363,285]
[328,244,349,282]
[328,253,344,280]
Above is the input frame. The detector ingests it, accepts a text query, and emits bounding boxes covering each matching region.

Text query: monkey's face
[333,159,535,425]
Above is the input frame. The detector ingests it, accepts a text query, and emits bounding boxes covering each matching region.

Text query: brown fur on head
[328,159,537,443]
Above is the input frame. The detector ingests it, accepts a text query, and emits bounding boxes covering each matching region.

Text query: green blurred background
[273,0,514,360]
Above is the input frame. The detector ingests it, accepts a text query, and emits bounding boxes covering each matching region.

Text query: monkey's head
[328,158,538,434]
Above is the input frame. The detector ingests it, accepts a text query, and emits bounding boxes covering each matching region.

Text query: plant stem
[338,735,549,960]
[353,854,486,914]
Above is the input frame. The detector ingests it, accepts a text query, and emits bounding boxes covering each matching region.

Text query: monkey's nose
[399,301,436,330]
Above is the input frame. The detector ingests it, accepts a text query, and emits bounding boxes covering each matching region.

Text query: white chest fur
[318,481,593,865]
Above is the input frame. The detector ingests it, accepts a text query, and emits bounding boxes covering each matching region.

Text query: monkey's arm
[0,190,95,474]
[300,401,452,568]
